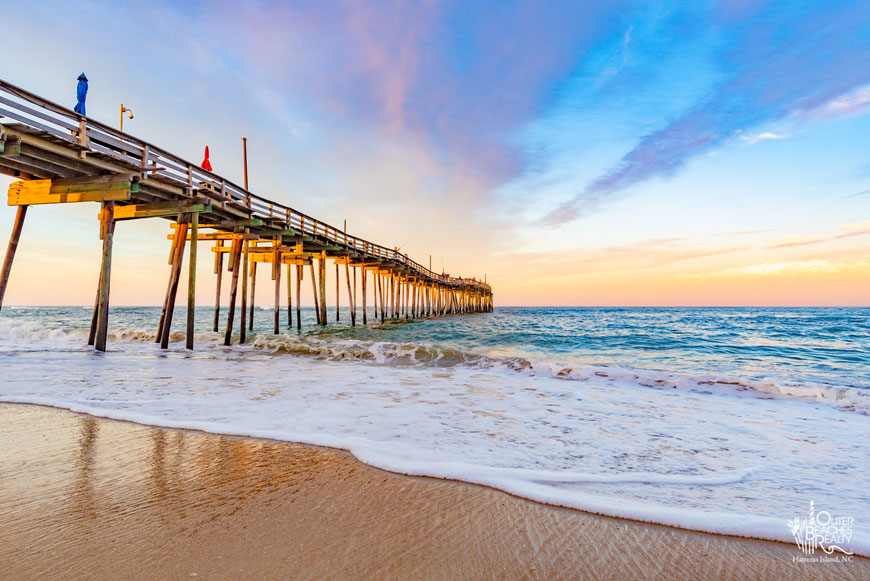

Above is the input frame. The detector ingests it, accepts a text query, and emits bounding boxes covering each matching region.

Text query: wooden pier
[0,79,493,351]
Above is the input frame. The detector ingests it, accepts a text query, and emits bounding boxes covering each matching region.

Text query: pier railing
[0,78,490,292]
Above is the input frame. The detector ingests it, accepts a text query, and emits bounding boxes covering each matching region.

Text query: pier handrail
[0,78,490,292]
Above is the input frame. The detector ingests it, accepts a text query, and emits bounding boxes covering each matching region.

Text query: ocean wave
[1,317,868,414]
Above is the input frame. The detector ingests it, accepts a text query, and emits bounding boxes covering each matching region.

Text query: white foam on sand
[1,324,869,555]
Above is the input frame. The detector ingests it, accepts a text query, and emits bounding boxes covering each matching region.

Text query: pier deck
[0,78,492,350]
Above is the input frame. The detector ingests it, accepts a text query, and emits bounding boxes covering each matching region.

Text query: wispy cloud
[765,220,870,249]
[496,238,745,275]
[681,259,870,279]
[540,2,870,227]
[741,132,788,145]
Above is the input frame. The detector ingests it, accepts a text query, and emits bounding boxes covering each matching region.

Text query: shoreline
[0,402,866,579]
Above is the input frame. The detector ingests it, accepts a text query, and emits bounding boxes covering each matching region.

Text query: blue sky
[0,0,868,305]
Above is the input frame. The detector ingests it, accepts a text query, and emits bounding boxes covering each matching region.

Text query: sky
[0,0,868,306]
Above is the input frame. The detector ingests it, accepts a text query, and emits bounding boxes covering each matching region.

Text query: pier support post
[213,240,224,332]
[273,243,281,335]
[94,201,116,352]
[309,262,320,325]
[344,260,356,326]
[248,260,256,332]
[223,236,243,346]
[159,215,188,350]
[296,264,303,330]
[185,211,198,350]
[335,262,340,322]
[379,273,385,321]
[361,267,367,325]
[287,264,293,329]
[319,254,327,325]
[88,287,99,345]
[0,205,28,311]
[240,238,249,343]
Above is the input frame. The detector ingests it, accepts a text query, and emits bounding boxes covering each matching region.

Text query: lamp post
[119,104,133,132]
[241,137,249,190]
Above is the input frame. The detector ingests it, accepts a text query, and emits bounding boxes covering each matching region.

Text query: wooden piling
[223,236,243,346]
[318,254,327,326]
[0,205,28,311]
[379,273,386,323]
[361,267,367,325]
[159,216,188,350]
[248,260,257,332]
[295,264,302,331]
[213,240,224,332]
[335,262,340,322]
[87,287,99,346]
[309,262,320,325]
[344,260,355,326]
[287,263,293,329]
[240,238,249,343]
[273,248,281,335]
[185,210,198,350]
[94,201,116,352]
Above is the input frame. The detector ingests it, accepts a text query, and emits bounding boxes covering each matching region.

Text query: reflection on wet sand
[0,403,866,580]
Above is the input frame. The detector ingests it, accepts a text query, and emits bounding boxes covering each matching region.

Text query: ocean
[1,306,868,554]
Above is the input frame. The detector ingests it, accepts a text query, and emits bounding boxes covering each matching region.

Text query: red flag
[201,146,212,171]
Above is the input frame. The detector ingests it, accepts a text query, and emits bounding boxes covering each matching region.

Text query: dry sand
[0,403,865,580]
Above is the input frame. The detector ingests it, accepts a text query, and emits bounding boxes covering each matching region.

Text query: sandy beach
[0,403,864,580]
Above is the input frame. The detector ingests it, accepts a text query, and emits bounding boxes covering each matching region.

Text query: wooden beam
[0,205,28,310]
[8,188,131,206]
[114,202,211,221]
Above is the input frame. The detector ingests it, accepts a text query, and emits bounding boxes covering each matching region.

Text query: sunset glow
[1,1,868,306]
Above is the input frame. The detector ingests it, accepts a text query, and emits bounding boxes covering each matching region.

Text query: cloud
[495,237,745,276]
[802,84,870,120]
[741,132,788,145]
[681,259,870,279]
[540,2,870,227]
[765,220,870,249]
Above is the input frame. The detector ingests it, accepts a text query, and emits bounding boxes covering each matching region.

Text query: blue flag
[74,73,88,116]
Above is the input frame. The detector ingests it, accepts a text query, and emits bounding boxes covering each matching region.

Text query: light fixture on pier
[119,104,134,132]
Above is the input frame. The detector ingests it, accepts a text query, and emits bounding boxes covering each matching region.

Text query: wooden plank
[22,181,134,194]
[8,188,131,206]
[169,232,258,241]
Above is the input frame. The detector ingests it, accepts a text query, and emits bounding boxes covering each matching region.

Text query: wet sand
[0,403,865,580]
